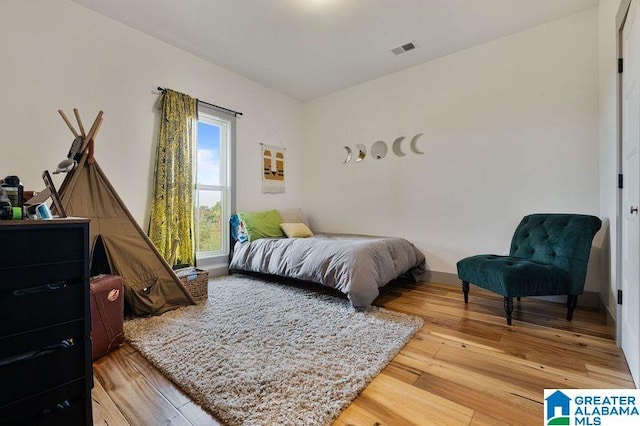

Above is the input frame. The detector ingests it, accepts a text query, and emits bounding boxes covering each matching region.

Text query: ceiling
[70,0,599,101]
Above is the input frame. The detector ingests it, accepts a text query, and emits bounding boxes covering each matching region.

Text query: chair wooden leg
[504,297,514,325]
[462,281,469,304]
[567,295,578,321]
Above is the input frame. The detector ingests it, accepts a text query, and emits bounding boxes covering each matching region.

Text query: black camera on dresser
[0,219,92,425]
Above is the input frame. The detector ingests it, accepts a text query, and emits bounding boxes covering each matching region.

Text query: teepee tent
[56,110,195,315]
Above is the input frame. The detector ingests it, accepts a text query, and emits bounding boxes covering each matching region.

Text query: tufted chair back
[509,214,602,295]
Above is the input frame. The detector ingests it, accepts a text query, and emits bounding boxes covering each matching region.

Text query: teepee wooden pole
[73,108,86,137]
[87,140,95,165]
[58,109,79,138]
[86,111,103,139]
[92,116,104,140]
[58,110,102,198]
[87,117,103,166]
[80,111,104,153]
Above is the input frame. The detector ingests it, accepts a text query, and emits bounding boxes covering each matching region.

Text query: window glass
[196,189,222,253]
[195,110,233,259]
[197,121,221,186]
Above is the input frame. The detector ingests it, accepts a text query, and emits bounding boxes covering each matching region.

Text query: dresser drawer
[0,319,86,360]
[0,280,85,338]
[0,338,87,406]
[0,227,86,267]
[29,398,87,426]
[0,378,89,425]
[0,261,85,295]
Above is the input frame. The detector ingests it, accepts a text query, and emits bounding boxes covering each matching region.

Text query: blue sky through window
[197,121,221,186]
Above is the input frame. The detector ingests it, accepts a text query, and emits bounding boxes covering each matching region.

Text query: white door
[622,0,640,387]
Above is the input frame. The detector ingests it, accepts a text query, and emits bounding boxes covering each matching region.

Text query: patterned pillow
[230,214,248,243]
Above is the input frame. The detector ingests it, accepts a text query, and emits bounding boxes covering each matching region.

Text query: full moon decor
[371,141,388,159]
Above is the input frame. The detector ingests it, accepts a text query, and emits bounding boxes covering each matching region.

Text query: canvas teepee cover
[57,111,195,315]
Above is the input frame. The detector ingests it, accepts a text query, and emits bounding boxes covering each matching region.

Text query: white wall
[598,0,623,321]
[303,10,601,290]
[0,0,303,228]
[0,1,605,295]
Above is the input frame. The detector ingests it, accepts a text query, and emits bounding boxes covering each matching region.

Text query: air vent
[391,42,417,55]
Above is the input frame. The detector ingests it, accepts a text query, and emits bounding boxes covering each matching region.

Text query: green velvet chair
[456,214,601,325]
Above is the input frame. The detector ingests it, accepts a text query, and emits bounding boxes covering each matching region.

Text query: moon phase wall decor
[343,146,353,164]
[392,137,407,157]
[342,133,424,163]
[371,141,388,159]
[354,144,367,162]
[409,133,424,154]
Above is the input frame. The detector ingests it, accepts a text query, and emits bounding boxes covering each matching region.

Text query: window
[195,108,235,263]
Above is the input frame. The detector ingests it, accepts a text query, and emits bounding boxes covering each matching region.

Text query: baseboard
[423,270,460,286]
[202,263,228,278]
[537,293,599,309]
[423,270,602,309]
[599,295,617,336]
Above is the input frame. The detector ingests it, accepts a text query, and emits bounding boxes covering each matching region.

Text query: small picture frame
[42,170,67,218]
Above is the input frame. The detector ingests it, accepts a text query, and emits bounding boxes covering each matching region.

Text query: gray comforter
[229,233,426,307]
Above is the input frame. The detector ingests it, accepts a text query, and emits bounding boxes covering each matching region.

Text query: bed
[228,209,426,307]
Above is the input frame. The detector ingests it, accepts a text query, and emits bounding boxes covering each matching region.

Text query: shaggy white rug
[124,275,423,426]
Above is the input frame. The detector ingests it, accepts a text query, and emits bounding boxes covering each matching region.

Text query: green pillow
[237,209,284,242]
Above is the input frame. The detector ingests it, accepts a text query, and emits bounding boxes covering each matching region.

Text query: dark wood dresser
[0,219,93,425]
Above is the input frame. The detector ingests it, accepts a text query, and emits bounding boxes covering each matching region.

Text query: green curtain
[149,89,197,265]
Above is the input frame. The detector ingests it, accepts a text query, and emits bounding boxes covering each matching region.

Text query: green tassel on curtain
[149,89,197,266]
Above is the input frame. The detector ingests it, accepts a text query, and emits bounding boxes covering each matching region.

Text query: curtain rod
[157,87,243,117]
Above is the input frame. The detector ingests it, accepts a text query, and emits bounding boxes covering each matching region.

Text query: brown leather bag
[90,275,125,360]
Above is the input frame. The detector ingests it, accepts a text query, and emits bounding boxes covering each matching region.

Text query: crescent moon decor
[340,132,425,164]
[409,133,425,155]
[371,140,388,159]
[392,136,407,157]
[355,144,367,162]
[343,146,353,164]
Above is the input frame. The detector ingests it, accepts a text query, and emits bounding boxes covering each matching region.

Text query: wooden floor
[92,280,634,425]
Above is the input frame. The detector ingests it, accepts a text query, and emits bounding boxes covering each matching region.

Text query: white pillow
[277,208,310,228]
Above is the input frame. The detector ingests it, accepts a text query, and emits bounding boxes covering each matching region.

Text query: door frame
[617,0,638,381]
[616,0,632,347]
